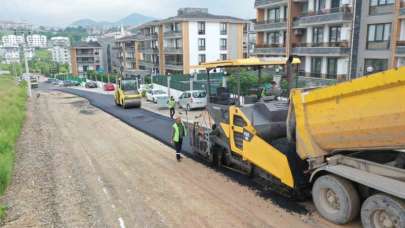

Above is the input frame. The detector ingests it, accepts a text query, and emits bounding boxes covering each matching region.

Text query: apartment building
[255,0,353,80]
[113,35,140,75]
[1,35,25,47]
[134,8,246,75]
[71,41,103,76]
[26,34,47,48]
[50,37,71,66]
[254,0,404,79]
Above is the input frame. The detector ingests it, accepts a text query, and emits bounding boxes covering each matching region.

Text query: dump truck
[114,76,142,108]
[190,58,405,227]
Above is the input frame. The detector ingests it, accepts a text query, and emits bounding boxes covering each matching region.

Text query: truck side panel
[291,67,405,160]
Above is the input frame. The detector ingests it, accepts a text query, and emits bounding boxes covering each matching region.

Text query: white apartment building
[2,48,20,64]
[26,34,47,48]
[1,35,25,47]
[50,37,71,66]
[137,8,247,75]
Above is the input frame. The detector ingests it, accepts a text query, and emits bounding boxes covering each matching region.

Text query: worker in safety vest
[168,96,176,119]
[172,116,187,161]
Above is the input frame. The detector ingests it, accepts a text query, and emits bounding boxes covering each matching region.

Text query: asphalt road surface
[0,83,360,227]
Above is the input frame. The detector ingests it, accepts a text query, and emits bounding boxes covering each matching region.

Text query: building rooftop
[73,41,102,48]
[137,8,247,29]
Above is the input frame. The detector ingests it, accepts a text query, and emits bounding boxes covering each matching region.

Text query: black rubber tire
[312,175,360,224]
[361,194,405,228]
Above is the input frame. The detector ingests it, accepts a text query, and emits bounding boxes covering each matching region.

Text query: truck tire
[361,194,405,228]
[312,175,360,224]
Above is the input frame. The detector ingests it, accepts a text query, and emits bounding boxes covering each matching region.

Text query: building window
[267,8,280,22]
[198,22,206,35]
[327,58,338,79]
[329,26,341,44]
[367,23,391,49]
[220,54,227,60]
[311,57,322,78]
[174,23,181,32]
[267,32,280,45]
[364,59,388,74]
[369,0,394,6]
[312,27,324,45]
[198,38,206,51]
[199,54,206,64]
[315,0,326,11]
[220,23,227,35]
[220,38,227,50]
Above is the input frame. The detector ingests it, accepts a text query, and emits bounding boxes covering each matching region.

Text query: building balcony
[255,0,287,7]
[254,44,286,55]
[165,62,183,71]
[164,47,183,54]
[292,41,350,56]
[142,47,159,54]
[293,6,352,27]
[366,41,390,50]
[254,18,287,31]
[369,4,394,15]
[164,31,182,38]
[144,33,158,40]
[396,41,405,56]
[298,71,347,81]
[140,60,159,68]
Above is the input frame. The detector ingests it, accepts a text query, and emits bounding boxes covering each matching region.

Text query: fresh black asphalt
[40,84,308,214]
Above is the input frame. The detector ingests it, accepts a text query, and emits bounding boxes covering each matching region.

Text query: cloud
[0,0,255,27]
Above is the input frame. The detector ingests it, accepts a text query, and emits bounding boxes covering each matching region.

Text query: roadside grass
[0,75,27,221]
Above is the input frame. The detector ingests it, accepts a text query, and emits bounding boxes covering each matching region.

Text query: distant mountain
[70,13,155,28]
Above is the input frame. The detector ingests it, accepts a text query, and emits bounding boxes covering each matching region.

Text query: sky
[0,0,256,27]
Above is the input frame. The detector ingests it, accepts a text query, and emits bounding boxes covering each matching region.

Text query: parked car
[46,78,56,83]
[146,89,168,103]
[85,81,97,88]
[52,80,60,85]
[103,83,115,91]
[71,81,81,86]
[178,90,207,110]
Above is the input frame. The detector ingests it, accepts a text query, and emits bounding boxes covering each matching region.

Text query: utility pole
[23,45,32,97]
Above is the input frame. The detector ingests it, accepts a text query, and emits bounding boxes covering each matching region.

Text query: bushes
[0,76,27,196]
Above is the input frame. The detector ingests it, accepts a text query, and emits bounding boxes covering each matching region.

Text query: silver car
[178,90,207,111]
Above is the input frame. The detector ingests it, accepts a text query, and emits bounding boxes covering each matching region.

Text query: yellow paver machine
[190,57,405,227]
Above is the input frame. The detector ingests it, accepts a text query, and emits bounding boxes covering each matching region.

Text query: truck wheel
[361,194,405,228]
[312,175,360,224]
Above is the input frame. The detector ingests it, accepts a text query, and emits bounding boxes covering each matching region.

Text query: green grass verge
[0,205,5,221]
[0,75,27,221]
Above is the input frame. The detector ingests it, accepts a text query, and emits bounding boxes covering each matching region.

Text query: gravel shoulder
[0,90,360,228]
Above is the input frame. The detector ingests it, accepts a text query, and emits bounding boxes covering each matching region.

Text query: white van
[178,90,207,110]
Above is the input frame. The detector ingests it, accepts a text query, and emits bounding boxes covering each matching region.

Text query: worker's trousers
[174,138,183,160]
[170,108,175,119]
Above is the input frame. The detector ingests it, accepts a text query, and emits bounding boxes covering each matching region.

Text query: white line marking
[118,217,126,228]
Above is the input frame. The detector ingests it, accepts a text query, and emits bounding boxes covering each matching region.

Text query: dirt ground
[0,90,360,228]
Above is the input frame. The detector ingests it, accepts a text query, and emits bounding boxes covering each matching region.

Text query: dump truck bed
[290,67,405,160]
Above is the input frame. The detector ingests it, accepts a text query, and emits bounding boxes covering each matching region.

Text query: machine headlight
[243,130,253,141]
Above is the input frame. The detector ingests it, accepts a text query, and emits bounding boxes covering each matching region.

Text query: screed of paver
[1,90,360,228]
